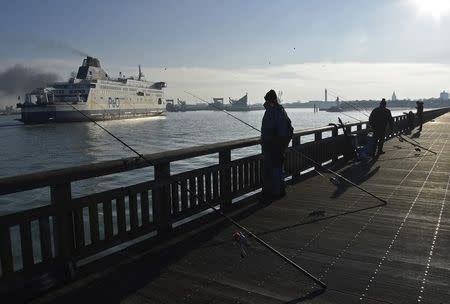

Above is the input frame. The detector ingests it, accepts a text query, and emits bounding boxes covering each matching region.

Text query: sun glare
[412,0,450,20]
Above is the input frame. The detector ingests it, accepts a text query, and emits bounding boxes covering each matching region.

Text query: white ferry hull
[20,106,164,124]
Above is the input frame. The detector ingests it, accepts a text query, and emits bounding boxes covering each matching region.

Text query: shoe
[377,151,385,155]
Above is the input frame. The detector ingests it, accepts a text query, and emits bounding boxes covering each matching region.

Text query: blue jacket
[369,106,393,132]
[261,104,293,165]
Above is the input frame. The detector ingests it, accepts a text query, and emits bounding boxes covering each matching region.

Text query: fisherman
[407,111,415,131]
[261,89,293,201]
[369,98,394,156]
[416,101,424,131]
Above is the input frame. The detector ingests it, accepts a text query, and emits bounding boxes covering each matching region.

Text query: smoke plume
[0,65,60,96]
[43,40,90,58]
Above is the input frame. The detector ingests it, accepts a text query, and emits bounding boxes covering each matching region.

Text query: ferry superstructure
[17,56,166,123]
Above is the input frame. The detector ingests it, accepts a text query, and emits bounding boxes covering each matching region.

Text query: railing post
[314,131,322,169]
[345,126,351,135]
[154,162,172,237]
[219,149,232,211]
[356,123,363,146]
[50,182,76,280]
[314,131,322,141]
[292,136,301,181]
[332,127,339,163]
[0,224,14,279]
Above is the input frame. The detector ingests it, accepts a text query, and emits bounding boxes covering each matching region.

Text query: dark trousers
[417,114,423,130]
[262,151,285,199]
[407,117,414,130]
[372,130,386,155]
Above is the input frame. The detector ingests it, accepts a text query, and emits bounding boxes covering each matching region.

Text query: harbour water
[0,108,412,214]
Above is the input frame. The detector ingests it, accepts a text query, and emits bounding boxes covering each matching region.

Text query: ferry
[17,56,166,123]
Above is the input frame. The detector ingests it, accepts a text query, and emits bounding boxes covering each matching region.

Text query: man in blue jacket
[261,89,293,201]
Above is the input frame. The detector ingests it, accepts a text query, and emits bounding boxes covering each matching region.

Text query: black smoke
[42,40,90,58]
[0,65,60,95]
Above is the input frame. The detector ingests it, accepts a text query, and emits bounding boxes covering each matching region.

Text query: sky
[0,0,450,105]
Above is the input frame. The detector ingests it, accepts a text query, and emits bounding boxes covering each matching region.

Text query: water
[0,108,410,213]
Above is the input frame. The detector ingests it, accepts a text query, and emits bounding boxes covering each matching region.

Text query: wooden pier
[1,108,449,303]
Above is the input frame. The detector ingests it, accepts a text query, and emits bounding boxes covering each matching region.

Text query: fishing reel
[233,231,249,258]
[329,176,340,186]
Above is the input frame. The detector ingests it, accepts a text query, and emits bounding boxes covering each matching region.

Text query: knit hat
[264,89,278,103]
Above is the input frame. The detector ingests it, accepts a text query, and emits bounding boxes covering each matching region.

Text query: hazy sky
[1,0,450,104]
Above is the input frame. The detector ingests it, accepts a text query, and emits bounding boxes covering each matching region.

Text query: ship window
[89,71,92,75]
[158,98,162,105]
[90,84,96,88]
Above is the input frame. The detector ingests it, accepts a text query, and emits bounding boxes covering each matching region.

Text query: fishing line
[185,91,388,204]
[326,90,370,119]
[64,102,327,290]
[333,110,363,123]
[327,89,371,118]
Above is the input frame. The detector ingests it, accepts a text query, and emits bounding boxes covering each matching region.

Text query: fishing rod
[403,135,422,147]
[327,90,436,154]
[185,91,388,204]
[327,89,371,118]
[64,102,327,290]
[397,134,437,155]
[328,89,369,117]
[331,109,364,124]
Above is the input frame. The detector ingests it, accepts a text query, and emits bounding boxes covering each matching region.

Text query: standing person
[407,111,415,132]
[261,89,293,201]
[416,101,424,131]
[369,98,394,156]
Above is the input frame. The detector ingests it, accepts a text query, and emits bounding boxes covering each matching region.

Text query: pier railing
[0,108,448,290]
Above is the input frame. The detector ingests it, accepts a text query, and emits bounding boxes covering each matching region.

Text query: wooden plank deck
[33,114,450,304]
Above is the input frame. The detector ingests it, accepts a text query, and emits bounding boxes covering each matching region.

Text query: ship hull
[20,108,164,124]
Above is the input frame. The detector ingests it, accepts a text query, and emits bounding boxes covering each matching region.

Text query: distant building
[325,89,328,102]
[440,91,449,101]
[391,91,397,101]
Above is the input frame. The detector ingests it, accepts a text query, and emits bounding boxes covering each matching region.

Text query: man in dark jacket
[261,89,293,200]
[369,98,394,156]
[416,101,424,131]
